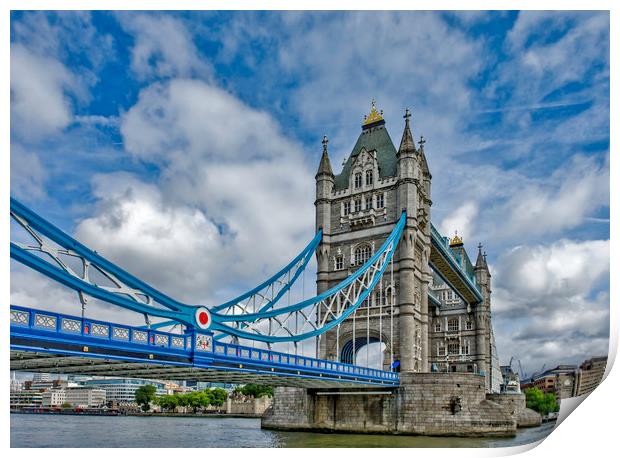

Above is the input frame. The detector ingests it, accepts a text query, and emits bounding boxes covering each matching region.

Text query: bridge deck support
[262,372,527,437]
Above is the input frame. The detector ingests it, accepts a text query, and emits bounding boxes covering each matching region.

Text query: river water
[10,413,556,448]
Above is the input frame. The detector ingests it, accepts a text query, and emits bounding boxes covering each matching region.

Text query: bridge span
[10,305,399,388]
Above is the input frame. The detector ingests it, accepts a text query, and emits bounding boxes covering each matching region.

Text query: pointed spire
[316,135,334,177]
[475,243,486,269]
[398,108,416,153]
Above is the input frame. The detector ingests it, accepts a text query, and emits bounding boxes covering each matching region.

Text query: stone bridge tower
[315,102,432,373]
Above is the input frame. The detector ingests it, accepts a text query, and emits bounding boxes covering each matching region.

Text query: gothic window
[365,170,373,186]
[465,319,473,331]
[376,193,384,209]
[343,201,351,215]
[335,255,344,270]
[354,173,362,188]
[447,318,459,332]
[461,340,470,355]
[437,342,446,356]
[362,296,371,308]
[434,321,441,332]
[354,244,371,265]
[354,199,362,213]
[364,195,372,210]
[448,342,460,355]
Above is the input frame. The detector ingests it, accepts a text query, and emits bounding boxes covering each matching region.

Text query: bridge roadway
[10,305,399,389]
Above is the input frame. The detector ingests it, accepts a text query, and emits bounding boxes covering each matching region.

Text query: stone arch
[337,328,393,370]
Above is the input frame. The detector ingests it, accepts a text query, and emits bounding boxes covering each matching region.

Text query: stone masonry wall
[262,373,517,436]
[486,393,542,428]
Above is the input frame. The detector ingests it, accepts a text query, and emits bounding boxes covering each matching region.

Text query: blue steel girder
[429,224,483,305]
[10,197,321,334]
[10,197,406,345]
[10,305,399,388]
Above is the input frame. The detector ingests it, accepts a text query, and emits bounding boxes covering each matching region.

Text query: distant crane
[508,356,526,380]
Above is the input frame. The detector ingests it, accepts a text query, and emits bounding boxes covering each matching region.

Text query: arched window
[335,255,344,270]
[354,173,362,188]
[365,170,373,186]
[354,244,371,265]
[354,199,362,213]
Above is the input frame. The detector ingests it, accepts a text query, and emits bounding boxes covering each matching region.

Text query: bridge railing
[10,305,193,352]
[208,339,398,381]
[11,305,399,384]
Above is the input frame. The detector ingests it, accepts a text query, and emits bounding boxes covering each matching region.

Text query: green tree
[233,384,273,398]
[185,390,212,413]
[209,388,228,407]
[60,402,72,409]
[524,387,559,416]
[135,384,157,412]
[155,394,179,412]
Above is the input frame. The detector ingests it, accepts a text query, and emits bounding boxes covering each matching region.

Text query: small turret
[315,135,334,234]
[316,135,334,178]
[398,108,416,154]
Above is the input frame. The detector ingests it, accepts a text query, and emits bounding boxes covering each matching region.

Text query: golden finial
[449,231,463,247]
[362,99,384,126]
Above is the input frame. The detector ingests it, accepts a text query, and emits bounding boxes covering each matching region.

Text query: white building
[82,378,166,403]
[41,389,67,407]
[65,387,106,408]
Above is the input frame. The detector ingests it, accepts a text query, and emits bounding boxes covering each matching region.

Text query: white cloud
[494,154,609,240]
[10,44,80,139]
[118,13,211,81]
[494,239,609,309]
[439,201,478,241]
[491,238,609,373]
[77,78,315,306]
[10,145,46,199]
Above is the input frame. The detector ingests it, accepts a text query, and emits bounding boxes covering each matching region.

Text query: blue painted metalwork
[11,197,406,344]
[207,212,406,343]
[211,230,321,313]
[10,305,399,386]
[430,223,483,303]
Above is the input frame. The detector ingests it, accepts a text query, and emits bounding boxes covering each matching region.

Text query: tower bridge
[10,101,533,436]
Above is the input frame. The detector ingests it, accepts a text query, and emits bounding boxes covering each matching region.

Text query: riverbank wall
[262,372,526,437]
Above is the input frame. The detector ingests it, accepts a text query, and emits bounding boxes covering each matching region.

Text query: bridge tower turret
[474,244,493,390]
[315,135,335,299]
[315,101,431,373]
[395,109,432,372]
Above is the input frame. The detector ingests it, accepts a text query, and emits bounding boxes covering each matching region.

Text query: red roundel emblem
[194,307,211,330]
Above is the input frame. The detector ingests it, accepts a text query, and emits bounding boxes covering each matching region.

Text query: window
[434,321,442,332]
[447,318,460,332]
[377,286,392,306]
[437,343,446,356]
[354,244,371,265]
[465,320,473,331]
[343,201,351,215]
[354,173,362,188]
[448,343,460,355]
[354,199,362,213]
[335,255,344,270]
[461,340,470,355]
[365,196,372,210]
[365,170,373,186]
[376,193,384,209]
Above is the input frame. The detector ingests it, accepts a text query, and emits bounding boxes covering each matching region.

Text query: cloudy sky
[10,11,609,376]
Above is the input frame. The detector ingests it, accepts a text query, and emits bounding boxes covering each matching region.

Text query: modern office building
[82,378,166,403]
[574,356,607,396]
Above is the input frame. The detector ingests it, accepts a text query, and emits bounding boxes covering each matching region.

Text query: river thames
[11,414,555,448]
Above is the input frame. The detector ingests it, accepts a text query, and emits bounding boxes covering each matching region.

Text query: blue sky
[10,11,610,375]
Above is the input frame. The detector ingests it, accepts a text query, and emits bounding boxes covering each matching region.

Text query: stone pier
[262,373,527,437]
